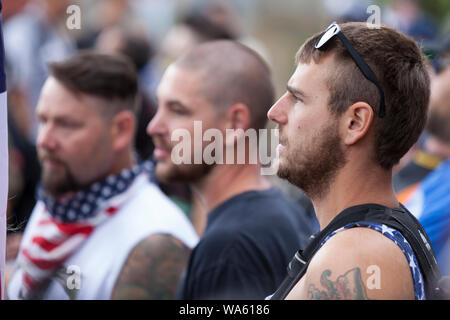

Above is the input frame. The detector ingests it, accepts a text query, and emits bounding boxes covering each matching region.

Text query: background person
[397,40,450,275]
[147,40,316,300]
[3,0,75,139]
[7,51,198,299]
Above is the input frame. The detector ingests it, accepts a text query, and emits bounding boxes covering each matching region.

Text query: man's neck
[110,151,137,175]
[191,164,271,215]
[312,161,399,230]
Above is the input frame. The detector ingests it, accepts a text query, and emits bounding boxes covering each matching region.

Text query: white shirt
[7,174,198,299]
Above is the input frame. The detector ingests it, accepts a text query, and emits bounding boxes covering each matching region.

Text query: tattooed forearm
[308,268,369,300]
[111,233,190,299]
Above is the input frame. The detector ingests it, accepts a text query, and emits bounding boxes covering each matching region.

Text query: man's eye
[38,117,47,124]
[59,121,80,128]
[290,94,303,103]
[170,107,188,115]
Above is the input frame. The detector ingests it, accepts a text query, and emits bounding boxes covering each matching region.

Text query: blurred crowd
[2,0,450,299]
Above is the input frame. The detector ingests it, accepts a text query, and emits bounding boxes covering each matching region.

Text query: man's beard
[277,121,346,200]
[152,135,215,184]
[155,161,214,185]
[39,155,83,198]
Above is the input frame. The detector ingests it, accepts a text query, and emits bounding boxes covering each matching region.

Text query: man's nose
[267,93,289,125]
[37,122,58,151]
[146,110,167,137]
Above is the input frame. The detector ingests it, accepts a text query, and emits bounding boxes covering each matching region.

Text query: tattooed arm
[286,227,415,300]
[307,267,370,300]
[111,233,190,299]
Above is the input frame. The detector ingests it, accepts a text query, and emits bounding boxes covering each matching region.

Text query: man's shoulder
[192,222,264,267]
[204,187,312,249]
[303,226,415,299]
[223,187,308,223]
[111,233,191,299]
[241,188,314,240]
[314,226,406,259]
[126,178,189,221]
[119,178,198,246]
[196,216,299,266]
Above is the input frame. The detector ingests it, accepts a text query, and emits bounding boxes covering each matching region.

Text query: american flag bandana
[37,161,153,223]
[16,161,153,299]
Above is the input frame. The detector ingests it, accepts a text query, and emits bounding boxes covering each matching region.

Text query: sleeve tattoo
[111,233,191,299]
[308,267,369,300]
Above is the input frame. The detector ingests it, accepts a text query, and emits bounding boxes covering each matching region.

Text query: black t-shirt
[177,187,315,300]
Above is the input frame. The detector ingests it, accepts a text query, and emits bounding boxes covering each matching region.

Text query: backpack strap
[270,205,379,300]
[385,205,442,299]
[270,204,442,300]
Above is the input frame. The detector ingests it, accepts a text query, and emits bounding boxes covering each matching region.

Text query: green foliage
[418,0,450,25]
[372,0,450,28]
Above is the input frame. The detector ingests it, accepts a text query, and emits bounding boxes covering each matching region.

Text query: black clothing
[178,187,314,300]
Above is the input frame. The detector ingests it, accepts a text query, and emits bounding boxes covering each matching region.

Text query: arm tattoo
[111,233,190,299]
[308,268,369,300]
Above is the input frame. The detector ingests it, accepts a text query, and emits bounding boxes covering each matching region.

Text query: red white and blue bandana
[16,161,153,299]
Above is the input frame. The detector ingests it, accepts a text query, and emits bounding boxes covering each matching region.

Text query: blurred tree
[376,0,450,29]
[418,0,450,27]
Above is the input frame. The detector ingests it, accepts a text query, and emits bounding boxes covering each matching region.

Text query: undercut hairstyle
[296,22,430,169]
[48,51,139,117]
[174,40,275,131]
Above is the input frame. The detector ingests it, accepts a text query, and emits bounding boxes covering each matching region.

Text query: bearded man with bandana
[6,51,198,300]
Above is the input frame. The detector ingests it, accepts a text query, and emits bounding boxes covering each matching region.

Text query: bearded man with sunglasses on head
[267,22,442,300]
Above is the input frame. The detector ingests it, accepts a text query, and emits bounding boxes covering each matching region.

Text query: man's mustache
[278,132,288,146]
[152,136,173,151]
[38,152,65,165]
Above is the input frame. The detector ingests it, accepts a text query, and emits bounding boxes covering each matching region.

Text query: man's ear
[224,103,251,146]
[227,103,251,130]
[341,102,374,146]
[111,111,136,152]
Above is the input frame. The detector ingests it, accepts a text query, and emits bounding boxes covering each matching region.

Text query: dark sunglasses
[315,22,386,118]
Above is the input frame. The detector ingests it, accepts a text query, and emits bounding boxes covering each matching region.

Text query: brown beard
[39,154,83,197]
[152,135,215,184]
[277,121,346,200]
[155,161,214,184]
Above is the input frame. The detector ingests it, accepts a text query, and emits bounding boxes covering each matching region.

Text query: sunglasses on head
[315,22,386,118]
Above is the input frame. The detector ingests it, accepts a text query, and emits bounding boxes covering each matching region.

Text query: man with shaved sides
[7,52,198,300]
[147,40,315,299]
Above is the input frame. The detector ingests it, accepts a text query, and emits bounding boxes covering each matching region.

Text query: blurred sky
[4,0,450,102]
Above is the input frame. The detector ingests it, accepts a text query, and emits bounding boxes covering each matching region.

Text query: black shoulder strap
[386,204,442,298]
[270,204,442,300]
